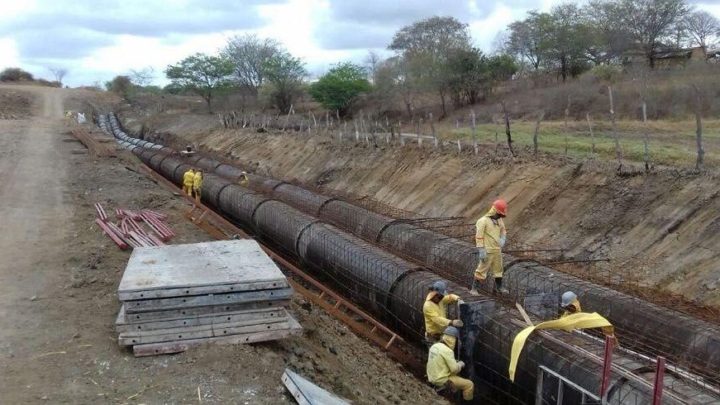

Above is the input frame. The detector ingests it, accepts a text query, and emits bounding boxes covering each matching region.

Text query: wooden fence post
[608,86,623,170]
[533,111,545,157]
[471,110,478,155]
[586,113,595,157]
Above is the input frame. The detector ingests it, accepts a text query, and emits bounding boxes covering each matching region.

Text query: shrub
[0,67,34,82]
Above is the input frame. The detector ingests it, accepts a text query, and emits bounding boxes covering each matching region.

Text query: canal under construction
[99,112,720,404]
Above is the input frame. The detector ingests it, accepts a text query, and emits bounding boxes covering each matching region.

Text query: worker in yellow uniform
[561,291,618,346]
[239,171,249,186]
[182,168,195,196]
[473,199,508,294]
[427,326,474,401]
[423,281,463,346]
[192,169,203,203]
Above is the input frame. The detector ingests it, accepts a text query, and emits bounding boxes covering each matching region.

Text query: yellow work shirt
[427,342,462,386]
[423,292,460,336]
[193,172,203,189]
[183,170,195,187]
[475,208,506,253]
[561,299,582,318]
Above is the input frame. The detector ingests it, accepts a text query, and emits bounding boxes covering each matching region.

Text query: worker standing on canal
[192,169,203,203]
[423,281,463,346]
[427,326,474,401]
[560,291,619,346]
[182,168,195,196]
[473,199,508,294]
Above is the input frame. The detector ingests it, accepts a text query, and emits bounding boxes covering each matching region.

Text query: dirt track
[0,86,444,404]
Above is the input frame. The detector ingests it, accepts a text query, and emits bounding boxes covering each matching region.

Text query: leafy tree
[165,53,234,113]
[222,34,281,95]
[0,67,34,81]
[389,16,472,117]
[309,62,371,116]
[105,75,133,99]
[261,51,306,113]
[507,12,554,70]
[583,1,633,65]
[684,10,719,55]
[546,4,592,81]
[446,48,488,105]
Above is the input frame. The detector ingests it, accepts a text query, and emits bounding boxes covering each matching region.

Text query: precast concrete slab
[124,299,291,322]
[118,240,288,298]
[132,317,303,356]
[115,305,287,333]
[123,287,293,313]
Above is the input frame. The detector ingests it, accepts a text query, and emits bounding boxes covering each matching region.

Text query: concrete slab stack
[116,240,301,356]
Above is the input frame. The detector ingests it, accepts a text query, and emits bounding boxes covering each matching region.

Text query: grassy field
[440,119,720,167]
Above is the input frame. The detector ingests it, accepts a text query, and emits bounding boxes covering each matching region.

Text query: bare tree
[129,67,154,87]
[222,34,281,95]
[614,0,689,68]
[48,67,67,85]
[364,50,381,83]
[684,10,720,56]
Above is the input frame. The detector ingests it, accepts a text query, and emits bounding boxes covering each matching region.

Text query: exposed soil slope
[0,86,444,404]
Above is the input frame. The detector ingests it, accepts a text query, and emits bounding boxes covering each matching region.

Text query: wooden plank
[123,288,294,313]
[119,317,292,346]
[281,368,350,405]
[125,299,291,322]
[132,317,302,356]
[115,305,286,333]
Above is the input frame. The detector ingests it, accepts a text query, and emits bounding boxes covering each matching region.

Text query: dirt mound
[0,89,33,119]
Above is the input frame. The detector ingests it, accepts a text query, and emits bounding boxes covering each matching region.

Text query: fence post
[471,110,478,155]
[429,113,438,148]
[652,357,666,405]
[600,335,614,401]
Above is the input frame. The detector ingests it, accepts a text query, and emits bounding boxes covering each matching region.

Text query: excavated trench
[100,113,720,404]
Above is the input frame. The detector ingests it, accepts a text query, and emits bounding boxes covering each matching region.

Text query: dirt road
[0,86,443,404]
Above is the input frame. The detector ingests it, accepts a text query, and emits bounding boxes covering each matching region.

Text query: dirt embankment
[126,111,720,310]
[0,87,443,404]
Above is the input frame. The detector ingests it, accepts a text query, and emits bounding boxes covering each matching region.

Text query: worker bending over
[423,281,463,346]
[561,291,618,346]
[193,169,203,203]
[427,326,474,402]
[182,168,195,196]
[474,199,508,294]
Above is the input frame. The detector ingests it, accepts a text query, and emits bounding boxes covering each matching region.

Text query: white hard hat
[561,291,577,308]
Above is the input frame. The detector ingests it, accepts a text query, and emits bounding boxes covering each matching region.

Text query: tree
[614,0,689,68]
[583,1,633,65]
[309,62,371,116]
[684,10,719,55]
[546,4,592,81]
[165,53,234,113]
[129,67,155,87]
[105,75,133,99]
[363,50,381,83]
[446,48,488,106]
[0,67,33,82]
[222,34,281,96]
[389,16,472,117]
[261,51,306,113]
[507,12,553,70]
[48,67,67,85]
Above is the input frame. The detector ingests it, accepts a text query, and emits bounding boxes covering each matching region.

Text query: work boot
[494,278,509,295]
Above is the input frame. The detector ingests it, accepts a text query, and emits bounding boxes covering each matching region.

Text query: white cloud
[2,0,720,86]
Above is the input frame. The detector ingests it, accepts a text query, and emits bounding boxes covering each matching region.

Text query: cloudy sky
[1,0,719,87]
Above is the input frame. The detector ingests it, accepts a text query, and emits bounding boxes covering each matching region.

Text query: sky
[1,0,719,87]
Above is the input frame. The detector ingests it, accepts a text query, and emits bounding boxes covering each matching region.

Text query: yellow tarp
[509,312,614,382]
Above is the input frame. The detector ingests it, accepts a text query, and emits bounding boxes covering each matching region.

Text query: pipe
[103,113,719,404]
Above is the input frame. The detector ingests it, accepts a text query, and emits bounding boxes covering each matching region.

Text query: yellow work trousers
[447,376,474,401]
[183,184,193,196]
[193,187,201,203]
[474,251,503,281]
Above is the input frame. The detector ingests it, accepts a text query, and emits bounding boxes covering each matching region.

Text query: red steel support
[652,356,666,405]
[600,335,614,399]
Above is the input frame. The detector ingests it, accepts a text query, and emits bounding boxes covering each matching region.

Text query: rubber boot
[494,277,508,295]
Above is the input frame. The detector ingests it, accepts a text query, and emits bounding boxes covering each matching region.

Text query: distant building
[623,46,711,68]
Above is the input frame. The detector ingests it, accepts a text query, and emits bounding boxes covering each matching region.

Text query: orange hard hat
[493,199,507,216]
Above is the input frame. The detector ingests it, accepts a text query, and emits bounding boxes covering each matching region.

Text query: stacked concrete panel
[116,240,301,356]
